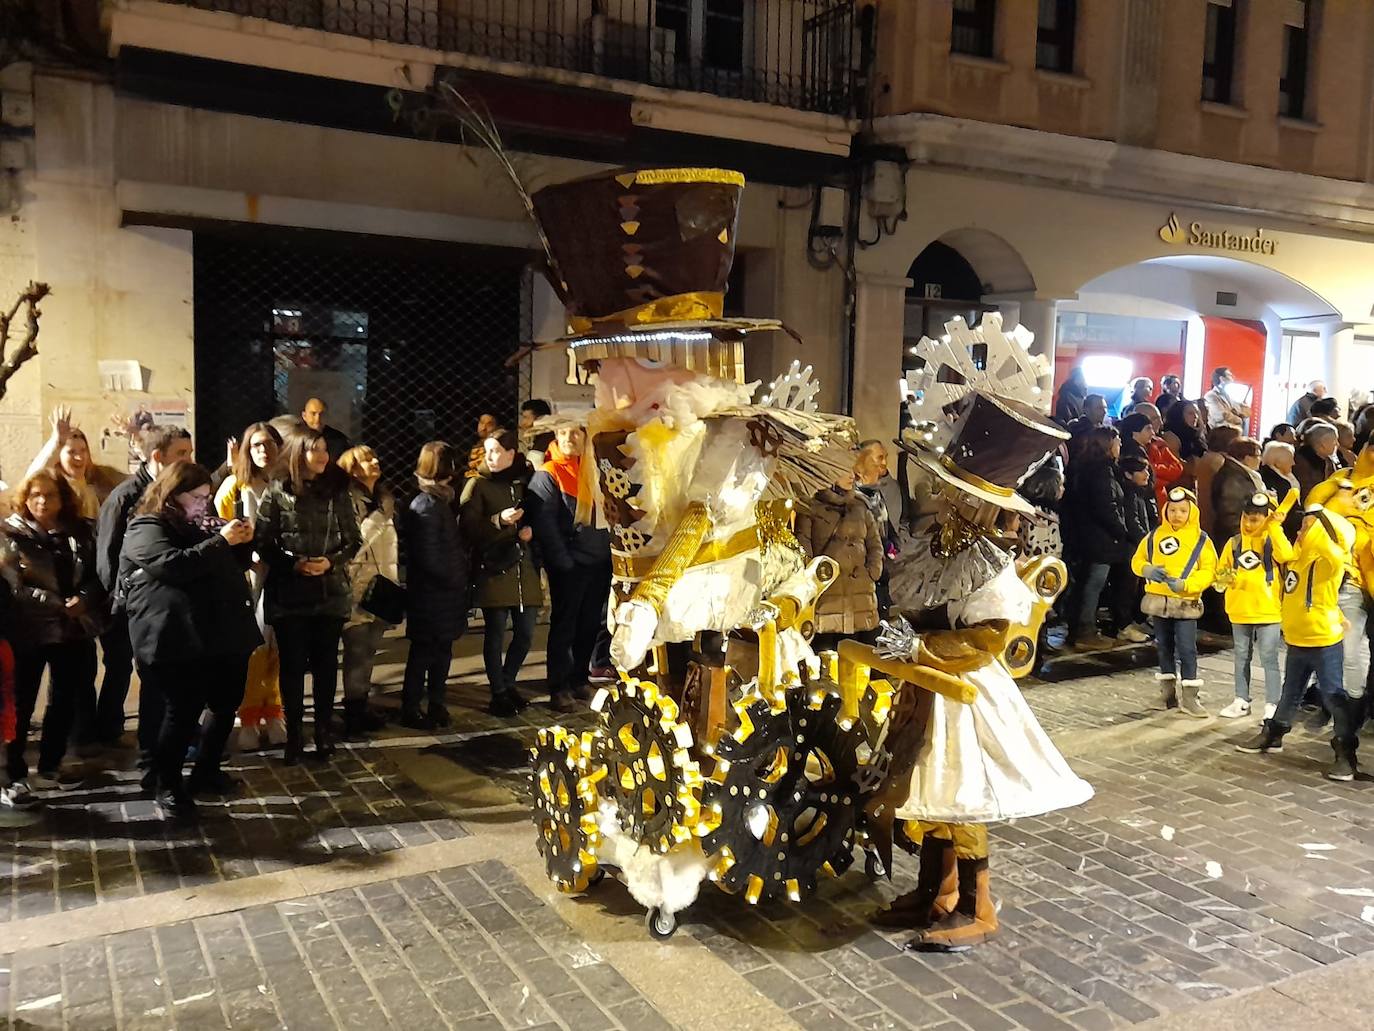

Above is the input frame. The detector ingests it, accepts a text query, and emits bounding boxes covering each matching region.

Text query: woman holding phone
[255,430,361,763]
[120,463,259,816]
[214,421,288,750]
[460,429,543,717]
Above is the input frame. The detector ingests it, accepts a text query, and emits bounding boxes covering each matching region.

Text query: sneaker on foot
[1072,633,1117,652]
[1218,699,1252,719]
[1236,727,1284,754]
[1305,708,1332,733]
[264,718,289,746]
[155,790,197,820]
[1326,753,1356,782]
[588,666,616,685]
[0,782,37,809]
[1117,626,1150,644]
[28,771,67,792]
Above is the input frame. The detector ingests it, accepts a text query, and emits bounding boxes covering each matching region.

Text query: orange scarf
[542,441,582,498]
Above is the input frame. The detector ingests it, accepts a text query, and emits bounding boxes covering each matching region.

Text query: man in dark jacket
[89,425,192,748]
[530,424,611,712]
[1288,381,1327,426]
[1295,422,1341,502]
[301,398,351,462]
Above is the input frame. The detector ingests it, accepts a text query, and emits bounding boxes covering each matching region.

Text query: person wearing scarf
[530,424,612,712]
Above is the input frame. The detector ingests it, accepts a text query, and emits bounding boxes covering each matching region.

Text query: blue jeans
[1232,623,1281,704]
[1076,562,1111,637]
[1155,617,1198,681]
[481,606,539,700]
[1337,584,1369,701]
[1272,642,1348,739]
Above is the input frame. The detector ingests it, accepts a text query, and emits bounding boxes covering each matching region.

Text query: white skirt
[895,659,1094,825]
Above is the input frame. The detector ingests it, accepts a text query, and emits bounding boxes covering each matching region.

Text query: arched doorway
[1059,255,1340,431]
[904,228,1036,342]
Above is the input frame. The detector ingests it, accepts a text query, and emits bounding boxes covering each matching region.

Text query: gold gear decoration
[529,726,605,894]
[589,678,703,853]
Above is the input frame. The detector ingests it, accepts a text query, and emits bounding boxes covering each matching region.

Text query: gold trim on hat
[567,291,725,335]
[625,169,746,187]
[939,456,1015,498]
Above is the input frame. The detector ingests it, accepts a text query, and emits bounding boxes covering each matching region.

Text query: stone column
[1322,323,1357,420]
[1015,298,1060,365]
[852,273,912,446]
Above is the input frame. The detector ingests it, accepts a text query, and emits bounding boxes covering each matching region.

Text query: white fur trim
[1155,672,1177,682]
[594,802,708,917]
[1180,679,1204,688]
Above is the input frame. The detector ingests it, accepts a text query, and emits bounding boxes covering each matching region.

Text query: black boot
[342,699,368,742]
[1327,738,1356,782]
[284,717,304,766]
[1236,719,1287,754]
[312,722,336,761]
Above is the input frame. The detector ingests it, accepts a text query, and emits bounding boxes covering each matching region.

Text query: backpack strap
[1180,532,1210,582]
[1263,536,1275,584]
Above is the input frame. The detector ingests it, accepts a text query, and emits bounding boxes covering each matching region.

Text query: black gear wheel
[590,679,702,854]
[529,727,603,894]
[699,688,865,904]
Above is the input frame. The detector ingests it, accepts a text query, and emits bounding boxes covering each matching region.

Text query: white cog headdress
[903,312,1051,453]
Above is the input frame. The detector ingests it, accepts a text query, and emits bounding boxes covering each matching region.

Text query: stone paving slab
[6,639,1374,1030]
[2,859,675,1030]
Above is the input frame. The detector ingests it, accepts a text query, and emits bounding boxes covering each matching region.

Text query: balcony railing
[170,0,861,115]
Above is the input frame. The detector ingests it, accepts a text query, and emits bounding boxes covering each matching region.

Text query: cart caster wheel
[588,868,606,888]
[645,906,678,940]
[865,852,885,880]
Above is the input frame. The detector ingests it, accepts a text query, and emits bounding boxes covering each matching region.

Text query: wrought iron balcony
[170,0,861,115]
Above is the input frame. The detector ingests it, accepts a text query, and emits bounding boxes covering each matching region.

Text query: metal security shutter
[193,227,529,490]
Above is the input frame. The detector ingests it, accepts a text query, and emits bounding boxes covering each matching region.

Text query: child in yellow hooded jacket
[1237,504,1358,780]
[1130,487,1217,717]
[1212,489,1296,720]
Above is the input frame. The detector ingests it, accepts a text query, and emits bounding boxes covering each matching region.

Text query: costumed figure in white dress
[870,391,1095,951]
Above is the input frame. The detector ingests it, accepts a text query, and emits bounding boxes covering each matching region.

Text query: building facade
[0,0,865,485]
[851,0,1374,443]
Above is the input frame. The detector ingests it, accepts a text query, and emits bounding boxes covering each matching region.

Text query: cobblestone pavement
[3,635,1374,1030]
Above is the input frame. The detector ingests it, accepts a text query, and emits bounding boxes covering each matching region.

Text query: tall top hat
[898,391,1069,515]
[532,167,782,382]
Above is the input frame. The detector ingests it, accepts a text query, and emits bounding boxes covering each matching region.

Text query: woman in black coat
[120,462,259,817]
[0,470,106,804]
[1063,427,1131,649]
[255,430,362,763]
[399,441,469,730]
[460,430,544,717]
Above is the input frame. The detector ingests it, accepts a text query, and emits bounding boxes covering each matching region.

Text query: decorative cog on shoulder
[529,726,605,894]
[590,678,702,853]
[698,687,865,905]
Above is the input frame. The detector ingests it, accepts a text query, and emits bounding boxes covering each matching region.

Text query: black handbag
[360,574,406,624]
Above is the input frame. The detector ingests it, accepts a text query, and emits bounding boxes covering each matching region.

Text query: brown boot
[906,856,999,952]
[872,837,957,929]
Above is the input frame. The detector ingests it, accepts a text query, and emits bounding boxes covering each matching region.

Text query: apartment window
[951,0,996,58]
[1036,0,1077,73]
[1279,0,1312,118]
[657,0,746,73]
[1201,0,1239,104]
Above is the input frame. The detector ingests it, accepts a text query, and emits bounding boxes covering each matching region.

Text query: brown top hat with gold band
[897,391,1069,516]
[531,167,782,382]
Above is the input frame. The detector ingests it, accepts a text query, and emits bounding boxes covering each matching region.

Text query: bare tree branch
[0,282,50,402]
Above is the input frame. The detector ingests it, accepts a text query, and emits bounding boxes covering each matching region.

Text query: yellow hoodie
[1217,524,1295,624]
[1131,488,1217,602]
[1281,506,1355,648]
[1306,454,1374,592]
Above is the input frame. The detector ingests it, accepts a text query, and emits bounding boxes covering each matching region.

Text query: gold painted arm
[628,501,712,613]
[837,638,980,725]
